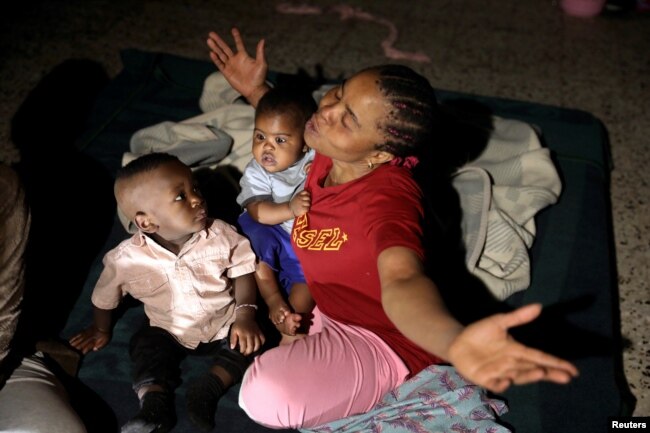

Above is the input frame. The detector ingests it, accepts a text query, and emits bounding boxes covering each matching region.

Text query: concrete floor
[1,0,648,418]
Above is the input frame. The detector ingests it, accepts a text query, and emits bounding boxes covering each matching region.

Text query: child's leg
[239,310,409,429]
[238,213,297,334]
[186,337,252,432]
[255,261,292,325]
[276,282,316,345]
[288,282,315,320]
[122,324,186,433]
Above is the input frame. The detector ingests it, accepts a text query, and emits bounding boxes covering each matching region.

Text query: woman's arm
[379,246,463,360]
[379,246,578,393]
[206,28,271,108]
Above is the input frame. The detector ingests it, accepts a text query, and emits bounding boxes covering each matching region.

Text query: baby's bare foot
[274,312,300,336]
[279,333,307,346]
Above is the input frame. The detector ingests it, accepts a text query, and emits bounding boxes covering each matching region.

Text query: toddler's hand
[68,326,111,354]
[231,317,265,356]
[290,191,311,217]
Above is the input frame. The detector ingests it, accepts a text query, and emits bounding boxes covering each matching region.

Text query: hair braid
[369,65,439,161]
[368,66,463,281]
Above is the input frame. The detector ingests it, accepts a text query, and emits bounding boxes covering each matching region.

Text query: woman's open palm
[207,28,267,105]
[447,304,579,393]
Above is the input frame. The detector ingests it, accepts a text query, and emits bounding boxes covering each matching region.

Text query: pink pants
[239,309,409,429]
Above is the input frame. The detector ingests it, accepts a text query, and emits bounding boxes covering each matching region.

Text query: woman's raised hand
[207,28,270,107]
[447,304,579,393]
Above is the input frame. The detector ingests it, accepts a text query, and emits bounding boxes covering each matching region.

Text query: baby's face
[252,112,307,173]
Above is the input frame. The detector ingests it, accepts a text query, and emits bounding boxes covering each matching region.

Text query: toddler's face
[252,112,307,173]
[135,161,207,244]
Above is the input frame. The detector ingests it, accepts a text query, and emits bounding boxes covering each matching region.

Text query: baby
[236,87,316,342]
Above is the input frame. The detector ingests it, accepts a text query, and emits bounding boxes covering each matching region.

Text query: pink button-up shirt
[91,219,256,349]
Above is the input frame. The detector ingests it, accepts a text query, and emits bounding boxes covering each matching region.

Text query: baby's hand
[68,326,111,354]
[290,191,311,217]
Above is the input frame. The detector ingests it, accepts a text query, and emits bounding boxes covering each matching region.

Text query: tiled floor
[1,0,648,418]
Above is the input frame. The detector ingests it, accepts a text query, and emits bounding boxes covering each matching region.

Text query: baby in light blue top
[237,146,314,234]
[236,87,316,342]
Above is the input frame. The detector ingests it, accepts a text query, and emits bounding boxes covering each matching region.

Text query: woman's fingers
[494,303,543,331]
[491,304,578,373]
[515,344,579,377]
[255,38,266,64]
[231,28,247,53]
[207,31,235,58]
[477,347,578,392]
[499,340,579,378]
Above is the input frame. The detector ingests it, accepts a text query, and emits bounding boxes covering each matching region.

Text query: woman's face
[304,69,389,163]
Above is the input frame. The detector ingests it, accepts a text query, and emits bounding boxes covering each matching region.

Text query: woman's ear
[134,212,157,233]
[371,150,395,166]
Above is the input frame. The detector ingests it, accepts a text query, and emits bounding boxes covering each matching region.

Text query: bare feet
[274,311,302,337]
[279,333,307,346]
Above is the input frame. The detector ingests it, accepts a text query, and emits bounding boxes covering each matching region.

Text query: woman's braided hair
[369,65,462,276]
[369,64,439,162]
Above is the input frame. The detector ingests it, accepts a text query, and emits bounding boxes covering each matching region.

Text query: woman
[207,28,578,430]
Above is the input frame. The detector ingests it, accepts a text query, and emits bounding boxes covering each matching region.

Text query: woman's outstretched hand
[207,27,269,107]
[447,303,579,393]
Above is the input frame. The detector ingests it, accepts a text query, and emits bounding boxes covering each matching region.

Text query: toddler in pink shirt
[69,152,265,433]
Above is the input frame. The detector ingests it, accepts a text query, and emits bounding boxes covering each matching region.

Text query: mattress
[50,49,634,433]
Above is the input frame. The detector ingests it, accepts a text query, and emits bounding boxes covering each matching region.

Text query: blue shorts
[237,211,305,295]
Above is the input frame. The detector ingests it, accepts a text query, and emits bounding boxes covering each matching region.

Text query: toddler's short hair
[116,152,181,182]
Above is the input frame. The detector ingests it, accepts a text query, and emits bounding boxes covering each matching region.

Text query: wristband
[235,304,258,312]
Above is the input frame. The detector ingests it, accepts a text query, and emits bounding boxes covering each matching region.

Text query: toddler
[69,152,264,433]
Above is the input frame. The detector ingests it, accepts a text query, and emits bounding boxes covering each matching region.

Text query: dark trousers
[128,323,252,392]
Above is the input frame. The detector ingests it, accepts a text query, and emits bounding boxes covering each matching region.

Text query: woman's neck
[325,161,373,187]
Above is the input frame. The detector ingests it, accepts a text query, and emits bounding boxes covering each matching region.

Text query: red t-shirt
[292,153,443,375]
